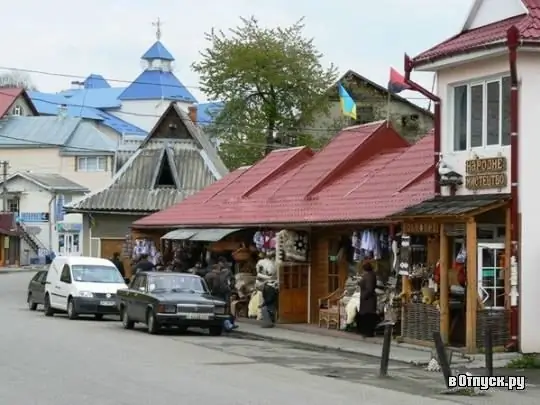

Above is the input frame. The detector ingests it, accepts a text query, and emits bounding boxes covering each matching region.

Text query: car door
[131,275,148,322]
[34,271,48,303]
[56,264,72,311]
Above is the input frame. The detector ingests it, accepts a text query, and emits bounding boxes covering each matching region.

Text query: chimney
[70,80,84,90]
[187,105,197,125]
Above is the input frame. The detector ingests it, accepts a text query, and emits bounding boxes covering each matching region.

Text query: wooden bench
[318,288,345,329]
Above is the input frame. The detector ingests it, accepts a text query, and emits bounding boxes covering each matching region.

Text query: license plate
[186,313,211,320]
[100,301,115,306]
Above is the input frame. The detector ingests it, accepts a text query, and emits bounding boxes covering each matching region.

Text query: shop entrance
[279,263,309,323]
[477,243,505,309]
[58,233,80,256]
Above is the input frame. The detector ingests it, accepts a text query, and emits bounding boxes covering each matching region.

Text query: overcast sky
[1,0,472,106]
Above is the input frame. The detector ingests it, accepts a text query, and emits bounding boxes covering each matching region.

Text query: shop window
[478,244,505,309]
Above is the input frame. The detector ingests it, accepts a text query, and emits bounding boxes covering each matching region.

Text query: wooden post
[465,218,478,353]
[439,224,449,343]
[504,205,511,310]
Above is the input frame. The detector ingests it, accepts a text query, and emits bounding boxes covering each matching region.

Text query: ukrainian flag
[338,83,357,120]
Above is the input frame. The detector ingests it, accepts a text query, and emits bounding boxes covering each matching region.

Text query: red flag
[388,68,410,94]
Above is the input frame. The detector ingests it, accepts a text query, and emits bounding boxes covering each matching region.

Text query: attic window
[12,105,23,116]
[355,106,374,125]
[155,153,176,187]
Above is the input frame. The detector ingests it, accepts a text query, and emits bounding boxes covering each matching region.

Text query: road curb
[0,269,40,274]
[231,328,434,366]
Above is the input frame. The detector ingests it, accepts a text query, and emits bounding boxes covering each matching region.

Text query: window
[7,198,19,213]
[131,275,147,291]
[76,156,107,172]
[60,265,72,283]
[478,244,505,309]
[328,239,340,293]
[356,106,374,125]
[453,76,510,151]
[12,105,23,116]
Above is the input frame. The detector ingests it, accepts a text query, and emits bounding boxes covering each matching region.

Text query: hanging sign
[465,157,507,190]
[403,222,439,234]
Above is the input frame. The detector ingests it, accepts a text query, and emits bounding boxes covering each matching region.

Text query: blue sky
[1,0,473,107]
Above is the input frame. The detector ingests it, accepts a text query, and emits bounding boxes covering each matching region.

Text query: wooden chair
[318,288,345,329]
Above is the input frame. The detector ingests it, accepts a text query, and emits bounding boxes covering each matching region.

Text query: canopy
[160,229,199,240]
[160,228,242,242]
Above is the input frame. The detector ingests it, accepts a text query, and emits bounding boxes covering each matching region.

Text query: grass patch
[506,354,540,369]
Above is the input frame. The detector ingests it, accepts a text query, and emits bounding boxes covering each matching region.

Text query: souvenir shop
[128,227,311,324]
[393,195,512,353]
[313,226,403,334]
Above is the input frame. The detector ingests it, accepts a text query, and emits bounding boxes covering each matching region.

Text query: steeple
[140,18,174,71]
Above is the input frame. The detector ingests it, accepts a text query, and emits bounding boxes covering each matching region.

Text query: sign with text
[403,222,439,234]
[465,157,507,190]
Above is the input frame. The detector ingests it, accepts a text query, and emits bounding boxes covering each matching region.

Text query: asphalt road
[0,271,535,405]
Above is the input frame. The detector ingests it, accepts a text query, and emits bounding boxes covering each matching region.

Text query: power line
[0,65,430,100]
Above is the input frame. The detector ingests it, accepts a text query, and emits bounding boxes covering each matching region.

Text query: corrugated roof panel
[62,88,123,109]
[161,229,199,240]
[141,41,175,61]
[189,228,241,242]
[83,74,111,89]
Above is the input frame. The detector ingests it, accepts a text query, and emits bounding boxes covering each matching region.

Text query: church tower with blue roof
[114,19,197,131]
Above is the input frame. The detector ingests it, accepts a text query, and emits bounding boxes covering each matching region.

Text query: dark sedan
[117,272,228,336]
[27,270,48,310]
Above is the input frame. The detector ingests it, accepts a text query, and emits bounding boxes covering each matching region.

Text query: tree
[193,17,337,169]
[0,70,38,91]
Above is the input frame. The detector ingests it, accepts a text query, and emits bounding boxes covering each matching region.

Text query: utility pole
[1,161,8,212]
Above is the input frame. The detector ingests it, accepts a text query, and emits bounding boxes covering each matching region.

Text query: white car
[44,256,127,320]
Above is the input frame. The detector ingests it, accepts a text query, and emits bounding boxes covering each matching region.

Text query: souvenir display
[276,230,308,262]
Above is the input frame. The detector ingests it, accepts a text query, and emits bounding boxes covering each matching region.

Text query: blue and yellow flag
[338,83,357,120]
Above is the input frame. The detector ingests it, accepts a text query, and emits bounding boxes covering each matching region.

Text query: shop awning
[188,228,242,242]
[161,229,199,240]
[391,194,510,219]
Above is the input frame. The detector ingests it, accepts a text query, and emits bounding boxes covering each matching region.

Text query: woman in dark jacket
[357,262,378,337]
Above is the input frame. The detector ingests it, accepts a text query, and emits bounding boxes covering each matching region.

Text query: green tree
[192,16,337,170]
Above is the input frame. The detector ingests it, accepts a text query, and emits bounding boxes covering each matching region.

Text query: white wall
[110,100,192,132]
[435,50,540,353]
[437,55,511,196]
[467,0,526,30]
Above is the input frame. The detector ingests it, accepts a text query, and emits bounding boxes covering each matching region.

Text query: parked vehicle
[117,271,227,335]
[27,270,48,310]
[44,256,127,320]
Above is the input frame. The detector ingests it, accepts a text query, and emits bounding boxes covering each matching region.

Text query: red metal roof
[0,88,38,117]
[413,0,540,65]
[133,122,435,227]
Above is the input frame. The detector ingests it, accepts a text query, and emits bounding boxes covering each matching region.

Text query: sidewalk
[234,321,519,369]
[0,265,45,274]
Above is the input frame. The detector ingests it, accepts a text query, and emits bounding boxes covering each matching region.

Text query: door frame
[477,242,505,310]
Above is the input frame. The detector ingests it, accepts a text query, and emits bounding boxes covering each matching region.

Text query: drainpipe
[404,54,441,196]
[48,194,56,256]
[506,26,520,352]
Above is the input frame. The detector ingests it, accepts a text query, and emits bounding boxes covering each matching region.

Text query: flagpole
[386,90,392,127]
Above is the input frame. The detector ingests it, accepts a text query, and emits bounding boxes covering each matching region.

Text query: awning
[391,194,510,219]
[189,228,242,242]
[161,229,199,240]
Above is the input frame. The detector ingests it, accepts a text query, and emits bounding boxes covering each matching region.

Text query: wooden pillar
[439,224,449,343]
[465,218,478,353]
[504,206,511,310]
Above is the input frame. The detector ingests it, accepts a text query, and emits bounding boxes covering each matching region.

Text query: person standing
[133,253,155,275]
[357,262,378,337]
[205,264,237,331]
[110,252,125,278]
[260,281,278,327]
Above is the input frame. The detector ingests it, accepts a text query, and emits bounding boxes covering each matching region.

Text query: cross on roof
[152,18,163,40]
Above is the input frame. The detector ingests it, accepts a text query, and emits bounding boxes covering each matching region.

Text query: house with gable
[0,88,39,118]
[67,102,228,262]
[393,0,540,353]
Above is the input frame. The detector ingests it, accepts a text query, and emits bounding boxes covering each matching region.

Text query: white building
[0,172,89,264]
[405,0,539,352]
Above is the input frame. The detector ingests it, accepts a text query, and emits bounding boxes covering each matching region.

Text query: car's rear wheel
[67,298,78,320]
[94,314,103,321]
[209,326,223,336]
[146,309,160,334]
[44,294,54,317]
[121,306,134,330]
[27,293,38,311]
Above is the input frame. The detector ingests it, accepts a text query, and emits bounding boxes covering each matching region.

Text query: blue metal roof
[84,74,111,89]
[197,102,223,125]
[96,111,147,136]
[0,116,116,153]
[141,41,174,61]
[28,91,104,120]
[118,70,197,102]
[60,88,124,109]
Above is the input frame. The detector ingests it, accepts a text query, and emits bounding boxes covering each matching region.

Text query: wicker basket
[476,309,510,349]
[402,303,440,342]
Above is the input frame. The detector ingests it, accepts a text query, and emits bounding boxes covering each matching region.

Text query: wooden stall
[394,194,511,353]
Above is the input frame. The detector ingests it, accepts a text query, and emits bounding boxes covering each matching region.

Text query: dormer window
[12,105,23,116]
[452,76,510,151]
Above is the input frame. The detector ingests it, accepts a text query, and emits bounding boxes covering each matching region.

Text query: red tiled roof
[0,88,38,117]
[133,122,435,227]
[413,0,540,65]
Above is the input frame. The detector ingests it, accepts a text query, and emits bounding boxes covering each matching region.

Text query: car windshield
[72,265,124,283]
[148,274,208,293]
